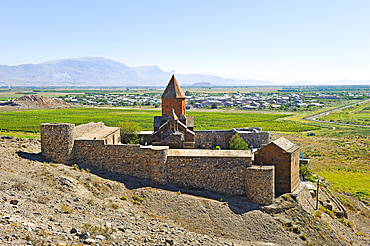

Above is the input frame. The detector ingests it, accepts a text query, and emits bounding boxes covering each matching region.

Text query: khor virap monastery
[41,76,300,205]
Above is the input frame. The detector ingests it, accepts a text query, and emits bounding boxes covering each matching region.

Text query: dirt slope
[0,136,369,246]
[0,95,71,109]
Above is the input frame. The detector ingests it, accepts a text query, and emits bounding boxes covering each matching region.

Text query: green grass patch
[318,169,370,199]
[0,107,319,135]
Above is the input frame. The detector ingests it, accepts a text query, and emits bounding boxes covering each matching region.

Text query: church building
[152,75,195,148]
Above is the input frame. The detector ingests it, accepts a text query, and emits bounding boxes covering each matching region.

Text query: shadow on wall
[16,150,261,215]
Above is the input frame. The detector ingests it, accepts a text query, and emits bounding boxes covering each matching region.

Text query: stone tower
[161,75,186,118]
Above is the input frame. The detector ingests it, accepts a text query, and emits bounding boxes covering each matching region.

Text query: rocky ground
[1,136,370,245]
[0,95,71,109]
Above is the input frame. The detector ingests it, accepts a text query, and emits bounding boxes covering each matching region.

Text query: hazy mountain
[187,82,215,87]
[0,57,239,87]
[0,57,368,87]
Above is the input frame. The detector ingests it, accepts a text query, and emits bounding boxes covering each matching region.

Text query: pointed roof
[162,75,186,99]
[271,137,299,153]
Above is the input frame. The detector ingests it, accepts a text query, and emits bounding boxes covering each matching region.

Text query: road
[303,98,370,128]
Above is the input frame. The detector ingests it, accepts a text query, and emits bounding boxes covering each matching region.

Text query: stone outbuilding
[254,137,300,194]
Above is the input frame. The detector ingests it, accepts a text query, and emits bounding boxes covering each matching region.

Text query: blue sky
[0,0,369,81]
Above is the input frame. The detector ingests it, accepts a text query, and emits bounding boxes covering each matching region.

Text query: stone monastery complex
[41,76,300,205]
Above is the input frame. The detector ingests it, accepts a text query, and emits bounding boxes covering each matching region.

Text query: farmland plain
[0,107,319,135]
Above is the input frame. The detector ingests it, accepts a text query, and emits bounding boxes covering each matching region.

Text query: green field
[319,100,370,126]
[0,107,319,134]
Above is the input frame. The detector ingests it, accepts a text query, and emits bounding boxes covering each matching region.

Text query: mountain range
[0,57,369,87]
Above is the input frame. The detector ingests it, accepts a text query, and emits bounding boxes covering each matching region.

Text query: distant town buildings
[61,90,369,111]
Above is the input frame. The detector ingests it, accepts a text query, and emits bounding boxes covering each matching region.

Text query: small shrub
[176,190,182,196]
[282,194,290,201]
[299,233,307,241]
[229,133,249,150]
[133,195,144,205]
[293,226,301,234]
[120,196,127,200]
[61,204,74,214]
[300,164,312,180]
[315,210,322,218]
[319,206,336,218]
[71,164,79,171]
[111,203,119,209]
[356,231,367,237]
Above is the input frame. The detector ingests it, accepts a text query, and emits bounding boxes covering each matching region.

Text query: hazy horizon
[1,1,369,82]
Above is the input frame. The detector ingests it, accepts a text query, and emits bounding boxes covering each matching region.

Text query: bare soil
[0,95,71,109]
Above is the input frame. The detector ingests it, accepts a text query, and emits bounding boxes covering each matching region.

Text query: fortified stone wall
[166,149,252,195]
[72,140,169,184]
[41,122,276,205]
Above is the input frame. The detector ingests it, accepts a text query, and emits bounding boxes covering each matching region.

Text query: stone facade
[41,123,75,164]
[166,149,252,196]
[244,165,275,205]
[72,140,169,184]
[41,122,275,205]
[193,130,234,149]
[254,137,300,194]
[194,128,270,149]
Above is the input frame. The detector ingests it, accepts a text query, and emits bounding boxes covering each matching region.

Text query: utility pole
[316,179,320,210]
